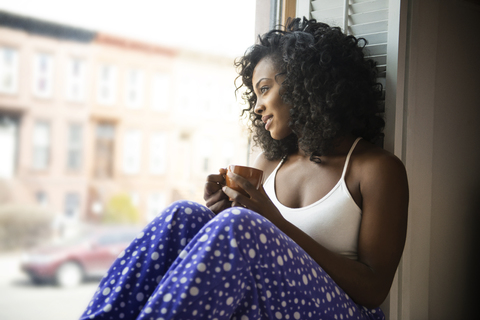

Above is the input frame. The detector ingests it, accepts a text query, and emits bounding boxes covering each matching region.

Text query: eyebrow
[254,78,270,91]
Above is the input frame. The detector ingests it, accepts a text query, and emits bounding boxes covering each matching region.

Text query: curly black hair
[235,18,385,162]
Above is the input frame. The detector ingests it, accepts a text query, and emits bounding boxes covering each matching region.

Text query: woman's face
[252,58,292,140]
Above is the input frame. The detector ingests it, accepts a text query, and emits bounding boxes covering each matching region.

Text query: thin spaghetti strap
[340,137,362,179]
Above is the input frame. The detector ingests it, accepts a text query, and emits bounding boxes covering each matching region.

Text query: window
[149,132,167,175]
[0,115,18,178]
[199,138,213,172]
[33,53,54,98]
[35,191,49,207]
[67,123,83,170]
[94,122,115,178]
[147,192,166,221]
[178,75,197,114]
[32,121,50,170]
[64,192,80,218]
[97,64,117,105]
[123,129,142,174]
[125,68,144,108]
[66,58,86,102]
[0,47,19,94]
[151,73,171,112]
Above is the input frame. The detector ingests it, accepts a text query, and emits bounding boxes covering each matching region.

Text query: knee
[214,206,266,229]
[153,200,214,224]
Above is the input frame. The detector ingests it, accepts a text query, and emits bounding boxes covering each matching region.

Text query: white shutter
[349,0,388,82]
[310,0,345,28]
[298,0,390,105]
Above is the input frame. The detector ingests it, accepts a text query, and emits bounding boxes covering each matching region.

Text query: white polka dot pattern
[79,200,384,320]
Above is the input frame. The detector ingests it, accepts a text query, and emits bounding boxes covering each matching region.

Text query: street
[0,252,98,320]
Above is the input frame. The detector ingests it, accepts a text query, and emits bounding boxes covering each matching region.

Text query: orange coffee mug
[225,165,264,197]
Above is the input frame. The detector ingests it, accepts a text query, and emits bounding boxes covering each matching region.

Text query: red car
[20,226,140,287]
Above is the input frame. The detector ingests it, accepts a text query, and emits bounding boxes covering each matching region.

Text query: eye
[260,86,269,94]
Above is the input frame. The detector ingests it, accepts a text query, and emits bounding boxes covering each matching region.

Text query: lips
[261,115,273,130]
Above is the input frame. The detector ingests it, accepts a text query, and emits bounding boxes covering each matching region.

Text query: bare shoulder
[355,141,407,181]
[353,141,409,207]
[252,152,282,183]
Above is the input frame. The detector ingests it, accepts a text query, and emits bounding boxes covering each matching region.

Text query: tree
[102,194,141,224]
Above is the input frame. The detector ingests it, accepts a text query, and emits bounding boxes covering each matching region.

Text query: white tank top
[263,137,362,260]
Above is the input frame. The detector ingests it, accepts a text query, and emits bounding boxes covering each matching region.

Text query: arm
[224,152,409,308]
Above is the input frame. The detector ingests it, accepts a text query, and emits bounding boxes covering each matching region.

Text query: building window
[149,132,167,175]
[35,191,49,207]
[147,192,166,221]
[97,64,117,105]
[0,47,18,94]
[125,69,144,108]
[200,138,213,172]
[33,53,54,98]
[94,122,115,178]
[178,76,196,114]
[32,121,50,170]
[151,73,170,112]
[0,115,18,178]
[123,130,142,174]
[67,123,83,170]
[66,58,86,102]
[64,192,80,218]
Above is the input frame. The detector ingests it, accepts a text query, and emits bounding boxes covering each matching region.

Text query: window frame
[32,52,54,98]
[97,63,118,106]
[0,46,19,94]
[32,120,51,170]
[65,57,87,103]
[66,122,84,171]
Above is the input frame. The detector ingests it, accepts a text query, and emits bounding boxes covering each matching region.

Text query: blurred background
[0,0,256,319]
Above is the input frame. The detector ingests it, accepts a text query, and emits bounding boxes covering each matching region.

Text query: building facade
[0,11,249,225]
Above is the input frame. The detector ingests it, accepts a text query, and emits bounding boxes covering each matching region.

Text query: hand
[222,171,287,227]
[204,168,232,214]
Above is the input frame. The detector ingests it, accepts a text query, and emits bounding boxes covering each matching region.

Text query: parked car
[20,226,140,287]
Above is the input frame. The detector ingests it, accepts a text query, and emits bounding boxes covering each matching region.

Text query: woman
[80,18,408,320]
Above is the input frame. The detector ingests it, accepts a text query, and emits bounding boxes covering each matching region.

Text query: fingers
[205,188,228,207]
[208,199,231,214]
[206,173,225,185]
[204,170,227,198]
[226,171,256,194]
[222,185,250,208]
[204,181,221,198]
[204,168,230,214]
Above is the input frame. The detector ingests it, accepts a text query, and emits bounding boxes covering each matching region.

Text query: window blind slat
[350,9,388,25]
[349,20,388,35]
[311,12,343,26]
[364,43,387,56]
[369,55,387,66]
[311,7,344,21]
[360,32,388,45]
[350,0,388,13]
[311,0,344,11]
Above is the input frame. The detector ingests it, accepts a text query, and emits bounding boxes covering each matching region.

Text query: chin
[270,130,293,141]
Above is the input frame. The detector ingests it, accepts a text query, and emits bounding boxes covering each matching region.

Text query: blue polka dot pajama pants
[80,200,384,320]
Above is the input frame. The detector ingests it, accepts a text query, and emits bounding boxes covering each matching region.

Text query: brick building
[0,10,249,225]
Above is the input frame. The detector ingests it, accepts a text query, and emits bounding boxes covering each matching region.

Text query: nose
[254,100,264,115]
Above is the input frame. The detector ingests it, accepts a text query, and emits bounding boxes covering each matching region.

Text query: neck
[291,134,358,161]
